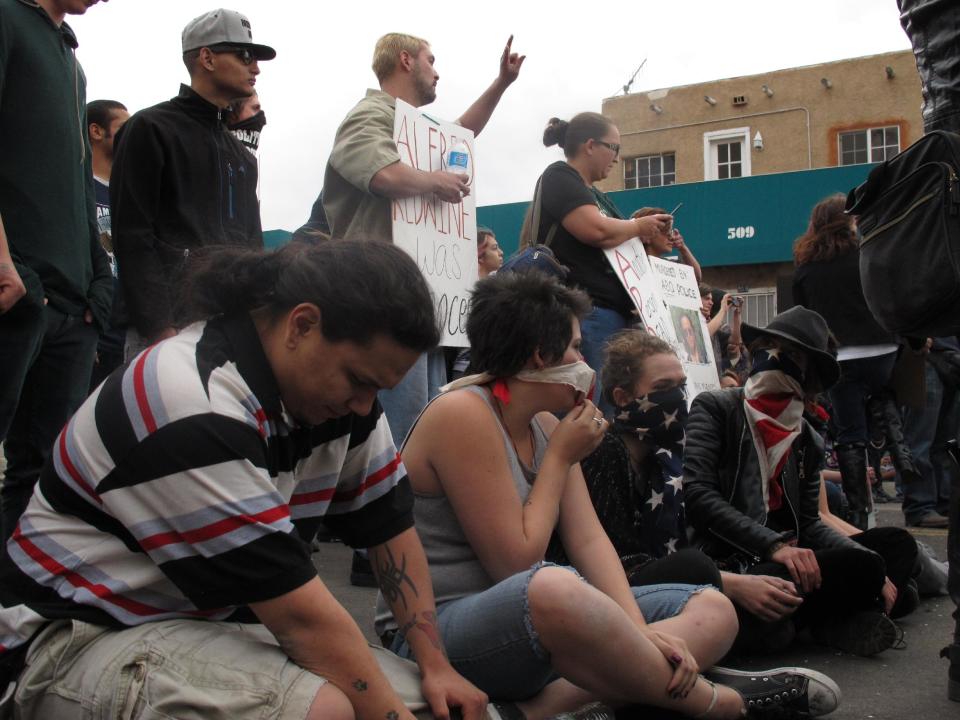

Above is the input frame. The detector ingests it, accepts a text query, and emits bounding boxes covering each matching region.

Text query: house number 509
[727,226,756,239]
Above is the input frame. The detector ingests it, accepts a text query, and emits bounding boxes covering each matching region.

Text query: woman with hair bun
[525,113,672,414]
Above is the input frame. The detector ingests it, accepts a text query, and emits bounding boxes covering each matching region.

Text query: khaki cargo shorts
[7,619,430,720]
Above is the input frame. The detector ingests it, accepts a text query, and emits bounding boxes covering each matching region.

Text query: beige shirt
[323,89,400,243]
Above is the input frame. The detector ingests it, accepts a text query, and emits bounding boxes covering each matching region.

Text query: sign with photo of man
[605,240,720,399]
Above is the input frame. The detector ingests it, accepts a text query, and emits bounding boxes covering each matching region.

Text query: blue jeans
[378,348,448,449]
[828,352,898,446]
[903,362,958,523]
[580,306,630,417]
[0,303,98,540]
[390,564,708,701]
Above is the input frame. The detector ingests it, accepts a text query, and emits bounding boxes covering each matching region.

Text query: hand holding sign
[431,172,470,204]
[393,100,478,347]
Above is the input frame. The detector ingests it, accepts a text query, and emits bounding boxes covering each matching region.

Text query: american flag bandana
[743,348,806,511]
[613,386,689,555]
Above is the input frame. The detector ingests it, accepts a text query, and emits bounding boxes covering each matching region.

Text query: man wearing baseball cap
[111,9,275,359]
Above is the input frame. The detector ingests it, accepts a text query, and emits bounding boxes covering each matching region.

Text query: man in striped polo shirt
[0,241,487,720]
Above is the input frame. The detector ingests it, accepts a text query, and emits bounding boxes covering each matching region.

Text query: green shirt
[0,0,111,325]
[323,89,401,243]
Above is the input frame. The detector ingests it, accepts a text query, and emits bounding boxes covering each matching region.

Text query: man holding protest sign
[322,32,525,449]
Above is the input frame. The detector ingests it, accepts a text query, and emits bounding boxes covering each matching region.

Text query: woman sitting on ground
[563,330,810,653]
[375,272,839,720]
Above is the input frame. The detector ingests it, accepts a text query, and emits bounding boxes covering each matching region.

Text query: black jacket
[792,251,894,347]
[111,84,262,339]
[0,0,113,329]
[683,389,867,565]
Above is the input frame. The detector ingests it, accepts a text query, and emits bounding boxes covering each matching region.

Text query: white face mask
[440,360,596,401]
[515,360,596,400]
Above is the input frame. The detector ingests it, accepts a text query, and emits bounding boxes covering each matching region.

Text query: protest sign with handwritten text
[392,99,477,347]
[649,256,720,397]
[605,239,719,401]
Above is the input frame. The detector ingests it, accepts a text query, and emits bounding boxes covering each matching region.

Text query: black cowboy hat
[740,306,840,390]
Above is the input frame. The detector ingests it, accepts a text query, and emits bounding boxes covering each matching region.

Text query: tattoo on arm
[352,679,368,692]
[387,712,399,720]
[373,545,418,611]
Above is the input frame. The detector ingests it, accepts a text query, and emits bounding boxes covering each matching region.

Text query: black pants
[901,0,960,645]
[746,545,886,628]
[852,526,919,615]
[627,548,723,589]
[0,301,98,540]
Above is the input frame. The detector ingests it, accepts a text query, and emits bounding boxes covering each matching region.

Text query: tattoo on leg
[373,545,418,611]
[353,679,368,692]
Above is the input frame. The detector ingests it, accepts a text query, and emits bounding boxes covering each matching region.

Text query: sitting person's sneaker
[890,579,920,619]
[941,644,960,702]
[705,666,841,717]
[811,610,899,656]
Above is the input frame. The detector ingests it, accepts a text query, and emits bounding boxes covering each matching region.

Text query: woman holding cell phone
[522,112,672,414]
[632,204,703,282]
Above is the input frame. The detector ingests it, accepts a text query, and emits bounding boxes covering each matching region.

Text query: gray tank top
[374,385,550,634]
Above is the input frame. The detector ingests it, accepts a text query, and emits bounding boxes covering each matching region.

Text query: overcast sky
[70,0,912,231]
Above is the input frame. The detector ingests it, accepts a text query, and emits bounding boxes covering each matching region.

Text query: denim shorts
[390,563,710,701]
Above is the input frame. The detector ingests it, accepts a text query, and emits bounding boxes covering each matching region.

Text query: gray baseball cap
[182,9,276,60]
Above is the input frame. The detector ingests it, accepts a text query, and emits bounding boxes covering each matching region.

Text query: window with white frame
[741,289,777,328]
[838,126,900,166]
[703,127,752,181]
[624,152,676,189]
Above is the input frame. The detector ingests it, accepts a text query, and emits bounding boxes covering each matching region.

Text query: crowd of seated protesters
[375,270,841,720]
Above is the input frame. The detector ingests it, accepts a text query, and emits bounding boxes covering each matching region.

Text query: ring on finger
[593,416,604,426]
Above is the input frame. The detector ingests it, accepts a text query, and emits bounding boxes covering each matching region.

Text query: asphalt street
[312,491,957,720]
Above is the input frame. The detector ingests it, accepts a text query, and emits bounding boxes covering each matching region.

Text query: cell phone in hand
[730,296,743,308]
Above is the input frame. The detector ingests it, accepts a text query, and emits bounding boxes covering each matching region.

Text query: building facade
[599,50,922,193]
[560,49,919,320]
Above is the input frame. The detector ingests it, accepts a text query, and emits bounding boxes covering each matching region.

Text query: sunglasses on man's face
[214,47,256,65]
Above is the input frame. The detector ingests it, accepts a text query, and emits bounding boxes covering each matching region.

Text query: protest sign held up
[606,239,719,401]
[392,99,477,347]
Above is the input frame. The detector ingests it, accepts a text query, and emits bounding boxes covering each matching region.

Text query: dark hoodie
[111,84,262,339]
[0,0,112,328]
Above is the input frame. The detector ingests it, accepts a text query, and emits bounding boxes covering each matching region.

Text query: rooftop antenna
[619,58,648,95]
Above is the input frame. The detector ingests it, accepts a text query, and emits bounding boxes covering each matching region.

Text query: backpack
[845,130,960,338]
[500,174,569,281]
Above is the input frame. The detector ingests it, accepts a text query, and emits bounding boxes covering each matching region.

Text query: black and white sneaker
[705,666,841,717]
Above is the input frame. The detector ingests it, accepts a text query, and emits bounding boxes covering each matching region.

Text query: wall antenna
[619,59,648,95]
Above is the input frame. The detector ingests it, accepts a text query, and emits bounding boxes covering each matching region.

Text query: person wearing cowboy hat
[683,306,901,657]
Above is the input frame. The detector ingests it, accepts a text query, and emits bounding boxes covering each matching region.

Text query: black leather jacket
[899,0,960,133]
[683,389,866,565]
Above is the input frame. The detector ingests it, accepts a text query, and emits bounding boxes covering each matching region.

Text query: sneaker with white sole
[705,666,841,717]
